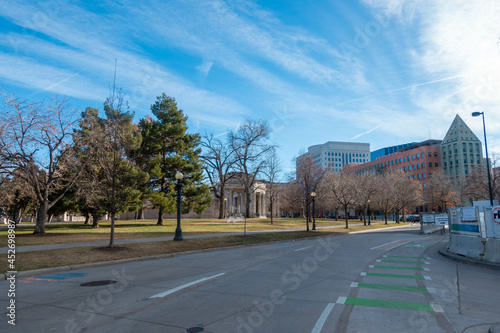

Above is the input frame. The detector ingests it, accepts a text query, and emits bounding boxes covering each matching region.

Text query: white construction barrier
[483,238,500,263]
[446,234,484,260]
[446,206,500,264]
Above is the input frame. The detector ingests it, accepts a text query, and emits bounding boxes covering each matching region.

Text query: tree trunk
[344,204,349,229]
[84,211,90,225]
[218,187,225,219]
[270,202,273,224]
[218,196,224,219]
[14,208,22,224]
[34,200,48,234]
[157,206,164,225]
[137,209,144,220]
[48,214,54,223]
[109,213,115,247]
[92,210,99,228]
[306,203,310,231]
[245,190,250,219]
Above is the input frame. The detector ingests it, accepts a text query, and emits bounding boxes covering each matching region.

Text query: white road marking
[370,239,411,250]
[148,273,226,299]
[432,304,444,312]
[336,296,347,304]
[311,303,335,333]
[350,282,359,288]
[424,276,432,280]
[427,287,436,293]
[360,272,367,276]
[295,246,313,251]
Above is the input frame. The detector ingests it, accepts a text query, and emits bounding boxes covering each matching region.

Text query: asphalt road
[1,224,499,332]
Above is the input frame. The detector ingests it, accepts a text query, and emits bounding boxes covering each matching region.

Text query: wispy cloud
[350,126,382,140]
[336,73,471,106]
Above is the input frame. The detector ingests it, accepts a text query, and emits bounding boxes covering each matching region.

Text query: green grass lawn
[0,217,356,246]
[0,218,411,272]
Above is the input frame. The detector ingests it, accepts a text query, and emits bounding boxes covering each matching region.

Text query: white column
[261,193,265,217]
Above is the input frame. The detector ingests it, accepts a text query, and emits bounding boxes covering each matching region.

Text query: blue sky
[1,0,499,174]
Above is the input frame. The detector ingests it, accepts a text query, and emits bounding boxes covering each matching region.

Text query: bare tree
[262,148,282,224]
[0,93,80,234]
[390,171,423,223]
[200,132,237,219]
[229,119,275,234]
[321,171,358,228]
[462,165,489,204]
[295,153,325,231]
[371,174,396,224]
[493,156,500,203]
[280,180,303,217]
[428,169,458,211]
[354,174,377,225]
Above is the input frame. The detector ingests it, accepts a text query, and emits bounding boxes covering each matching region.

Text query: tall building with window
[302,141,370,172]
[440,115,484,183]
[343,140,442,213]
[370,142,417,161]
[344,140,441,180]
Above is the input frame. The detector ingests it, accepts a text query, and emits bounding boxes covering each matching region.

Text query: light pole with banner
[311,192,317,230]
[173,171,184,241]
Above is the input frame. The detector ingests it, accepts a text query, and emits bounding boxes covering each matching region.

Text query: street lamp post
[173,171,184,241]
[367,200,371,226]
[472,112,494,206]
[311,192,317,230]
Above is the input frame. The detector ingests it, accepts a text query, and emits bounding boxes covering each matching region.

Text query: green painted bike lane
[336,242,443,313]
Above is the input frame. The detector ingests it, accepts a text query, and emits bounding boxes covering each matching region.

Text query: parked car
[406,215,420,222]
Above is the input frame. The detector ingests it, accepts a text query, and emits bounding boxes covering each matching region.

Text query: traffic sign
[492,206,500,224]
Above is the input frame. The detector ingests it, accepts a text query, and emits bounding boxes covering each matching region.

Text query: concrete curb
[489,323,500,333]
[0,235,318,280]
[438,247,500,271]
[0,223,414,280]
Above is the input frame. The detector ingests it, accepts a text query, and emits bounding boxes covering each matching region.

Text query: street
[1,224,499,332]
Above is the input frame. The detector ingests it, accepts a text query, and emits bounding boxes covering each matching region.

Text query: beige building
[121,174,280,220]
[302,141,370,173]
[441,114,484,183]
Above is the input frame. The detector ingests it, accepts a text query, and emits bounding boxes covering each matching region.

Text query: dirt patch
[93,246,131,252]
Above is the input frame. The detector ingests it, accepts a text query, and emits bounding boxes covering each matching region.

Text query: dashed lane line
[148,273,226,299]
[295,246,313,251]
[311,303,335,333]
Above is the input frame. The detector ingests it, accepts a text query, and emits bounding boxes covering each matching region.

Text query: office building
[371,142,417,161]
[303,141,370,172]
[344,140,441,181]
[440,114,484,183]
